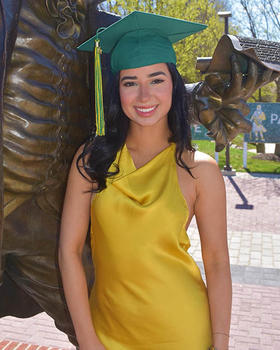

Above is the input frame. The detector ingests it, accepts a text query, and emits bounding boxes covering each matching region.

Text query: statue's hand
[194,54,280,151]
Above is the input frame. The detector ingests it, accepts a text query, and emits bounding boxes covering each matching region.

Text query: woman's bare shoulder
[69,143,97,192]
[182,149,217,168]
[182,149,223,185]
[194,150,217,167]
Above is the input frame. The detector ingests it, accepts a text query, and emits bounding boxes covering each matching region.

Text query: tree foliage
[98,0,226,82]
[248,82,278,103]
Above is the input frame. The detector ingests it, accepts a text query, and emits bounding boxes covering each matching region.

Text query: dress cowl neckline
[108,142,175,185]
[105,142,176,206]
[124,142,175,171]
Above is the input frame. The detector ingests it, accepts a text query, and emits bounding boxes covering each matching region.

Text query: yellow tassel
[94,39,105,136]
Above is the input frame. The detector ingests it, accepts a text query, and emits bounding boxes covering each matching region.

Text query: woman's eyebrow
[120,71,167,82]
[120,75,137,82]
[148,71,167,77]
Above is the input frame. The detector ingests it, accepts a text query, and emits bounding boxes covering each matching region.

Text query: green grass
[193,140,280,174]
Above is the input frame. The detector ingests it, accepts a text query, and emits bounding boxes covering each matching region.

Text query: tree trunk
[275,144,280,156]
[275,78,280,156]
[256,143,265,153]
[276,78,280,102]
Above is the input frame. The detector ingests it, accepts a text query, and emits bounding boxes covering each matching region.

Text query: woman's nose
[138,85,150,101]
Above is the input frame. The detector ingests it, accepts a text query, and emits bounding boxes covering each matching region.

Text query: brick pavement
[193,172,280,350]
[0,339,66,350]
[189,229,280,268]
[230,284,280,350]
[190,172,280,235]
[223,173,280,235]
[0,314,74,350]
[0,172,279,350]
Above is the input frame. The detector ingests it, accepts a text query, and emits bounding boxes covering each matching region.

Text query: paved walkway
[0,172,280,350]
[190,173,280,350]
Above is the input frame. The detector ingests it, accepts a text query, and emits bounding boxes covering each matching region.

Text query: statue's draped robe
[0,0,118,343]
[3,0,90,217]
[0,0,23,285]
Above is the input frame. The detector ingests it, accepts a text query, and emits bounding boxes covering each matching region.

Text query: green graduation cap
[77,11,207,136]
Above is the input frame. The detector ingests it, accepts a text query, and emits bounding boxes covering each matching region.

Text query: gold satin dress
[90,143,212,349]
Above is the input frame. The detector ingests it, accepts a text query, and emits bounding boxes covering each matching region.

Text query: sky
[228,0,280,41]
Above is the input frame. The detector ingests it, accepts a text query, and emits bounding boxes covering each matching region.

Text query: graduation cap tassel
[94,39,105,136]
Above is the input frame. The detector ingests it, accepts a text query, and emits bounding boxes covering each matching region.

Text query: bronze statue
[0,0,117,344]
[195,34,280,150]
[0,0,279,345]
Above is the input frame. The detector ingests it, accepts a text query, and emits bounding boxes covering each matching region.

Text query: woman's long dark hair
[77,62,195,192]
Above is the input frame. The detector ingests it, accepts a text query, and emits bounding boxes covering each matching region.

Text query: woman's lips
[134,105,158,116]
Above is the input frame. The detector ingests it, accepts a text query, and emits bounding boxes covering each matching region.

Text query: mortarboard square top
[77,11,207,74]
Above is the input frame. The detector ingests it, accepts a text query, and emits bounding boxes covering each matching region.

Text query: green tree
[248,82,278,103]
[99,0,226,82]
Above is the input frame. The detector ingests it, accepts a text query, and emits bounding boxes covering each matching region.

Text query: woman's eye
[123,81,136,87]
[151,79,164,85]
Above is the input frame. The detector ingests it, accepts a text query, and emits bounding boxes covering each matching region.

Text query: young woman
[59,11,232,350]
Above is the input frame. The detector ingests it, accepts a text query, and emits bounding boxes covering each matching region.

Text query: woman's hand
[79,342,106,350]
[213,331,230,350]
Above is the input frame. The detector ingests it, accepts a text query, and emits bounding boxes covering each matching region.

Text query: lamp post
[218,11,231,34]
[218,11,234,173]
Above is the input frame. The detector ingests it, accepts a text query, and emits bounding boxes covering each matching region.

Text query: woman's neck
[125,119,171,155]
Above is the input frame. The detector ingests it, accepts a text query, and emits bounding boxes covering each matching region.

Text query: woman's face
[119,63,173,127]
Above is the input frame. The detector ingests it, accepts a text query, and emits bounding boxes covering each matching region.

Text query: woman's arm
[193,153,232,350]
[58,147,105,350]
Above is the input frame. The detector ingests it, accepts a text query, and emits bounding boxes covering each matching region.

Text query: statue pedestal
[221,169,236,176]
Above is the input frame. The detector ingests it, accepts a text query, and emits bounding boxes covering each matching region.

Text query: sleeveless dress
[90,143,212,350]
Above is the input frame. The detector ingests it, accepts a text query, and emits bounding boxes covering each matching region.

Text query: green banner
[244,103,280,143]
[191,124,212,141]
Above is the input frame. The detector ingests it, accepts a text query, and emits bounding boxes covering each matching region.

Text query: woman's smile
[134,104,159,117]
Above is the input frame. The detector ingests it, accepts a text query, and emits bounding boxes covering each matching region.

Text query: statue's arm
[185,82,201,124]
[187,55,280,151]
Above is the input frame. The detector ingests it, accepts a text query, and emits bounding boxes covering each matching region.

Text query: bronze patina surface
[0,0,116,344]
[194,35,280,150]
